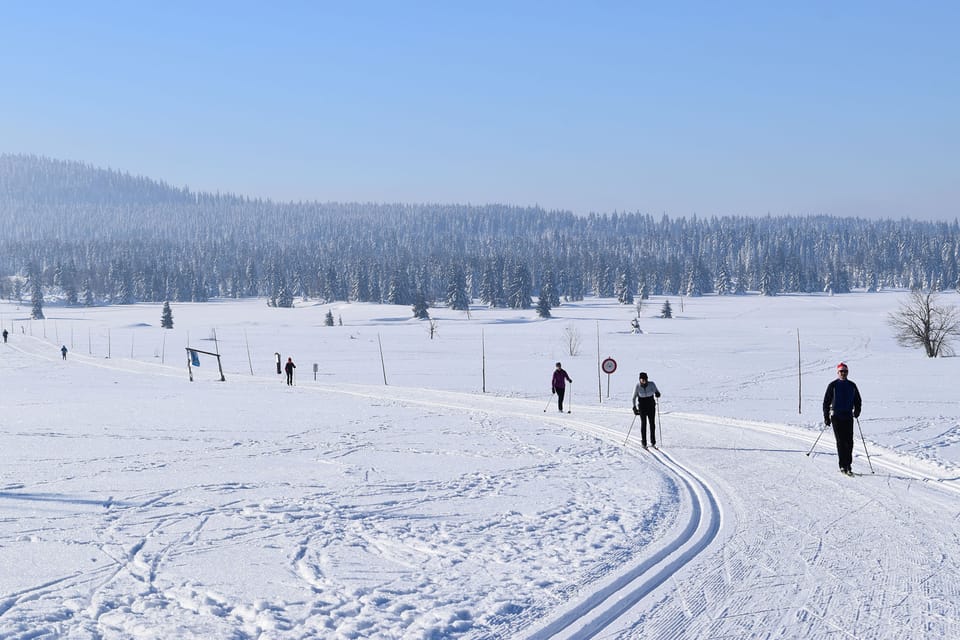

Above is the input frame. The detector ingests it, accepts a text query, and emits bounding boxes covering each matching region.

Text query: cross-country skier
[823,362,862,476]
[2,328,8,343]
[551,362,573,412]
[61,345,68,360]
[632,372,661,448]
[284,357,296,386]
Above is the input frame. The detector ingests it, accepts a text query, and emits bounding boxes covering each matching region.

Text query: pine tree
[715,264,730,295]
[507,263,532,309]
[536,295,552,318]
[542,269,561,307]
[82,280,95,306]
[660,299,673,319]
[387,267,412,305]
[30,280,44,320]
[479,262,504,307]
[325,310,335,326]
[446,266,470,310]
[161,301,174,329]
[412,291,430,319]
[616,268,635,304]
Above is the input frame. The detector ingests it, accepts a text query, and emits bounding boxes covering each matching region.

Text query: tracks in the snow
[311,384,724,639]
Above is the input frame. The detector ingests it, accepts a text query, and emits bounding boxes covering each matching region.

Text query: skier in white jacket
[631,372,661,448]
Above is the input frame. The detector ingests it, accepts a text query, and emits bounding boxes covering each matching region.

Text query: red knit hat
[837,362,848,371]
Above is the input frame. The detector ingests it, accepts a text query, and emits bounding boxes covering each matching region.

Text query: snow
[1,292,958,639]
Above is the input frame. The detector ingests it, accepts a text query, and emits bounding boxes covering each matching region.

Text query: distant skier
[61,345,68,360]
[284,357,296,386]
[823,362,862,476]
[2,328,7,343]
[551,362,573,412]
[632,372,661,448]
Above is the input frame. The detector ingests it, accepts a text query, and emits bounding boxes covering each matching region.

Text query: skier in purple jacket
[551,362,573,412]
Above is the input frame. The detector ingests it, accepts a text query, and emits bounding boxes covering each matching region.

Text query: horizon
[2,2,958,220]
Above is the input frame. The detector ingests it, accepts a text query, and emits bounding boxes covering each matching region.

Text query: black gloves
[824,416,831,426]
[551,388,556,395]
[655,391,661,398]
[853,410,860,418]
[633,407,641,415]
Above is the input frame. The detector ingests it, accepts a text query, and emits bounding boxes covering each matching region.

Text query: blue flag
[190,350,200,367]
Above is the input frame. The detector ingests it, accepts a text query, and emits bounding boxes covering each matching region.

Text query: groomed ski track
[302,383,960,639]
[7,337,960,638]
[307,382,725,640]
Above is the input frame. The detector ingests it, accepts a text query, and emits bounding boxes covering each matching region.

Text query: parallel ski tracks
[306,384,725,639]
[7,339,725,637]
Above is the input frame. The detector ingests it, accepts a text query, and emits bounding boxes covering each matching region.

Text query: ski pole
[543,395,553,413]
[656,400,662,447]
[856,417,875,474]
[806,420,830,456]
[567,382,572,414]
[624,413,638,446]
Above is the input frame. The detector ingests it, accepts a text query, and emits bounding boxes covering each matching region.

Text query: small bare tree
[427,318,439,340]
[887,290,960,357]
[564,325,582,356]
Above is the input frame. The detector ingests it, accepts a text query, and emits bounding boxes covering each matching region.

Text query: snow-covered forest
[2,154,959,313]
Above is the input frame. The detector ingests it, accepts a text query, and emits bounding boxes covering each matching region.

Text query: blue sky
[2,1,957,219]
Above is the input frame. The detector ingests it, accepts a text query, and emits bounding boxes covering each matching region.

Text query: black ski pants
[556,387,566,412]
[640,406,656,445]
[832,415,854,469]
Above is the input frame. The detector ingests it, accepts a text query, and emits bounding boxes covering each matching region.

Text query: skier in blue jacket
[823,362,862,475]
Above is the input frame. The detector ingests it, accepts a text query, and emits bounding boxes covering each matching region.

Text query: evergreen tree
[479,261,503,307]
[536,295,552,318]
[30,274,44,320]
[161,301,174,329]
[82,280,95,306]
[325,310,335,326]
[542,269,561,307]
[660,299,673,319]
[387,267,412,305]
[412,290,430,319]
[507,263,533,309]
[616,267,635,304]
[446,266,470,310]
[715,264,730,295]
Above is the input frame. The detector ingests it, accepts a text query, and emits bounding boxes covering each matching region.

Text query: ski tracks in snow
[308,384,725,639]
[5,338,960,638]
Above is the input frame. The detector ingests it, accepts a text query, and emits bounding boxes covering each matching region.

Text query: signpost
[601,357,617,398]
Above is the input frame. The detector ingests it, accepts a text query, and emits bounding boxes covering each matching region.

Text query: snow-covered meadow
[1,292,958,639]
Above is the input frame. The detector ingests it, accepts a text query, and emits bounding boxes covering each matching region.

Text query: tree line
[2,153,959,318]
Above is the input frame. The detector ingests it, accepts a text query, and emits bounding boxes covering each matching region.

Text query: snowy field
[1,292,958,639]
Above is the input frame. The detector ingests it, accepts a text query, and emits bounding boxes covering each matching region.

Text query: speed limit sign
[601,357,617,374]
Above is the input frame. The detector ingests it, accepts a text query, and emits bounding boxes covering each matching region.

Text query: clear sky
[2,1,957,220]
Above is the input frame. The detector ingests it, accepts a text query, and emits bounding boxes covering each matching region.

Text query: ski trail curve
[300,383,724,639]
[523,446,721,640]
[7,339,726,637]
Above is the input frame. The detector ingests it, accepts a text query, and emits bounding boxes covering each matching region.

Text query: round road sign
[601,357,617,374]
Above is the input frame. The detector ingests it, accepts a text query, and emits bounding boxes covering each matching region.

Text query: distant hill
[0,154,197,205]
[1,153,958,309]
